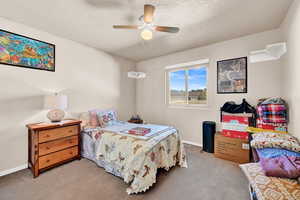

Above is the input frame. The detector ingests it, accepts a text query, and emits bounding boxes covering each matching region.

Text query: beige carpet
[0,145,249,200]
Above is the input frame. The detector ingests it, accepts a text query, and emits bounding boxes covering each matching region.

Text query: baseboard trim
[0,164,28,177]
[182,140,202,147]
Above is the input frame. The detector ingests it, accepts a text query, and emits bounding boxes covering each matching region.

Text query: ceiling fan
[113,4,180,40]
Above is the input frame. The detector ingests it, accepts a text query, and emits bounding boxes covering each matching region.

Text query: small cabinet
[27,120,81,177]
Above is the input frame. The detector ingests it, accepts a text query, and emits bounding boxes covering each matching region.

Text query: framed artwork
[217,57,247,94]
[0,29,55,71]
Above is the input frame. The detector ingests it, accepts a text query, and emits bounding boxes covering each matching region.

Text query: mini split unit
[249,42,287,63]
[128,71,146,79]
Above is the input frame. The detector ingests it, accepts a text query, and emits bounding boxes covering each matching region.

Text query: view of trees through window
[169,66,207,105]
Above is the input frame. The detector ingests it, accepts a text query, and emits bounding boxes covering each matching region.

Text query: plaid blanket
[257,104,287,123]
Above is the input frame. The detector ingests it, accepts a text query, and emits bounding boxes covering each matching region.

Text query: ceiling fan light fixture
[140,28,153,40]
[113,4,180,39]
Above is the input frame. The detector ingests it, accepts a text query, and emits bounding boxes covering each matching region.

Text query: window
[167,65,208,106]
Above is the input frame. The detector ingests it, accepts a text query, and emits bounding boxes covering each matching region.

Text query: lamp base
[47,109,65,122]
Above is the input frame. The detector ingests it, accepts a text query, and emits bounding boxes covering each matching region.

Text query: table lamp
[44,94,68,122]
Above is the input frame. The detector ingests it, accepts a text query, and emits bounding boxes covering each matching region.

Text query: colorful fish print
[0,30,54,71]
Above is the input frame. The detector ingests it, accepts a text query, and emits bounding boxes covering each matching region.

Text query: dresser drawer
[39,125,78,143]
[39,146,78,169]
[39,136,78,156]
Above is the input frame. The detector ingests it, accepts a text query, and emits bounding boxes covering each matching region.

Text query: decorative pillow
[88,109,104,127]
[97,110,117,127]
[251,132,300,152]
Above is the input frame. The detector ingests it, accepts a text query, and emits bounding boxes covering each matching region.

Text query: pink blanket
[260,156,300,179]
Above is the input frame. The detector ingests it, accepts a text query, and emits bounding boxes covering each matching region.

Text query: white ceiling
[0,0,293,61]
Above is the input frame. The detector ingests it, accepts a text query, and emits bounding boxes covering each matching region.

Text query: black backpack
[221,99,256,114]
[220,99,257,126]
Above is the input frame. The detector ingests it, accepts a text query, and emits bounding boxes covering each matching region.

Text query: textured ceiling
[0,0,293,61]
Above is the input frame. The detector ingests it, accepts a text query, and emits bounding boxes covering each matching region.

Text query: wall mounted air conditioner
[128,71,146,79]
[249,42,287,63]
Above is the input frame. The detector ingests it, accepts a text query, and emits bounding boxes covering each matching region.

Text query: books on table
[128,127,151,136]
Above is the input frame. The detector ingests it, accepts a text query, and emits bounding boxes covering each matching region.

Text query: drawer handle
[69,152,73,155]
[46,134,50,138]
[69,140,73,144]
[46,159,50,163]
[68,130,73,133]
[46,146,50,150]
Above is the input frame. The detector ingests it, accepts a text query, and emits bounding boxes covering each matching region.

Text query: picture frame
[217,57,247,94]
[0,29,55,72]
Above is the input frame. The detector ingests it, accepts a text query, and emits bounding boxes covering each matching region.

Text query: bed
[80,119,187,194]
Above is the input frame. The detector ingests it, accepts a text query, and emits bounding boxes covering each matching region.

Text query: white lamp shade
[44,95,68,110]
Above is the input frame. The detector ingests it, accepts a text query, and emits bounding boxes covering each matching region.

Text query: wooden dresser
[27,120,81,177]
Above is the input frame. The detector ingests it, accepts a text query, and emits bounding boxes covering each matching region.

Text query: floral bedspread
[88,127,187,194]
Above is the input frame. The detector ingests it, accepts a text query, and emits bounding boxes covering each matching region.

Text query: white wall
[136,29,283,144]
[281,1,300,139]
[0,17,136,172]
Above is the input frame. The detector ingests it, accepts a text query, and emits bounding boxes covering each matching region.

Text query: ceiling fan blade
[155,26,180,33]
[144,4,155,23]
[113,25,139,29]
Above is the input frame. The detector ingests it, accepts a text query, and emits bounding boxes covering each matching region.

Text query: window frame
[165,61,209,109]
